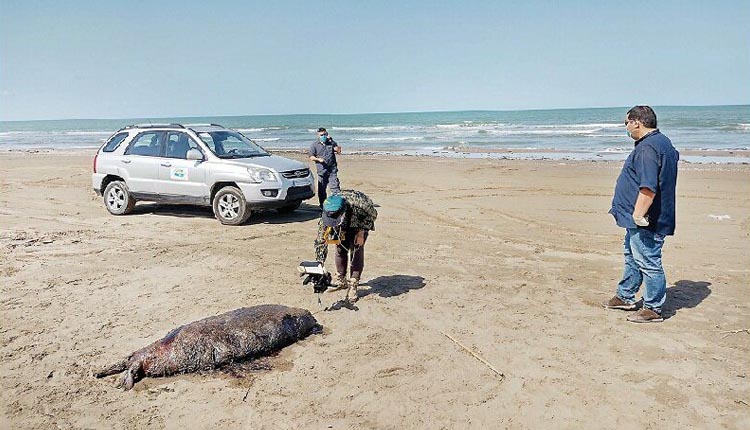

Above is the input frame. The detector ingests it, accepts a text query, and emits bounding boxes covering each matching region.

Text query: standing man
[603,106,679,323]
[314,190,378,303]
[309,127,342,208]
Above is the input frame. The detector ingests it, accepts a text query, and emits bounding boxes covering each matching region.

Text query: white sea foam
[237,127,286,133]
[688,146,750,151]
[62,131,112,136]
[0,131,37,136]
[352,137,425,142]
[737,123,750,130]
[483,129,600,136]
[326,125,418,132]
[529,123,622,129]
[0,130,110,136]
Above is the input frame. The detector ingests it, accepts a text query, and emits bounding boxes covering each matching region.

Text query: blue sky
[1,0,748,120]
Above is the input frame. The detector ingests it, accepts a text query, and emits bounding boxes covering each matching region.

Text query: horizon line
[2,103,748,123]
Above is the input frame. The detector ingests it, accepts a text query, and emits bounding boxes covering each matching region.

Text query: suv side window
[102,132,129,153]
[166,132,202,159]
[125,132,164,157]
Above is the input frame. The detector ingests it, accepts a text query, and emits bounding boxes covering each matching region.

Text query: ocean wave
[483,129,602,136]
[529,123,622,129]
[325,125,417,132]
[685,146,750,151]
[62,131,112,135]
[434,122,620,130]
[237,127,286,133]
[352,137,425,142]
[252,137,281,142]
[0,130,110,136]
[63,144,101,149]
[737,123,750,131]
[0,131,38,136]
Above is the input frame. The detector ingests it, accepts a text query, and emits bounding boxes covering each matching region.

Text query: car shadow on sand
[325,275,426,312]
[662,280,712,319]
[252,203,320,224]
[130,202,320,224]
[131,203,215,219]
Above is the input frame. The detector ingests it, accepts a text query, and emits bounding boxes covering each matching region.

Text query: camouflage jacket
[314,190,378,262]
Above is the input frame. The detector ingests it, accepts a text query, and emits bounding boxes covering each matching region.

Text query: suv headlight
[247,167,278,183]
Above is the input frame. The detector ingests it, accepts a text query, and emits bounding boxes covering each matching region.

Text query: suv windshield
[196,130,269,159]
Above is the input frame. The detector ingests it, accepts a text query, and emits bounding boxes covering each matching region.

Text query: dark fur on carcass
[95,304,318,389]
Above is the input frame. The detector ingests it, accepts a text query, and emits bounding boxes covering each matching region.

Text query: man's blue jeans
[616,228,667,313]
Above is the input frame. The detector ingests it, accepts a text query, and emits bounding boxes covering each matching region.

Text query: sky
[1,0,748,121]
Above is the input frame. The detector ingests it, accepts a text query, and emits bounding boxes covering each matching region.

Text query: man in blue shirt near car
[309,127,342,208]
[603,106,679,323]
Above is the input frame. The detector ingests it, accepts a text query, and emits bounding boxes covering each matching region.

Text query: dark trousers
[334,229,368,280]
[317,168,341,207]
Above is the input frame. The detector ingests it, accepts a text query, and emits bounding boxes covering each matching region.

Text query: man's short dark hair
[317,127,327,132]
[627,106,657,128]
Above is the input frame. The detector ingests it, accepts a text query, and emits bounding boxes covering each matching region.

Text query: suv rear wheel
[103,180,136,215]
[213,186,251,225]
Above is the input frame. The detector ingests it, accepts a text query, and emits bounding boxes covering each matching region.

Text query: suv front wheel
[103,180,136,215]
[213,186,251,225]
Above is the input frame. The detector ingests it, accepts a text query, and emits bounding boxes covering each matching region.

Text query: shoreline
[2,146,748,164]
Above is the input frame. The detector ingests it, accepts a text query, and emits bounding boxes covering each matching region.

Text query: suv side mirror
[186,148,204,161]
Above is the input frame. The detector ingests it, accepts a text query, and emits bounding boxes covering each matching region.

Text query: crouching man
[314,190,378,303]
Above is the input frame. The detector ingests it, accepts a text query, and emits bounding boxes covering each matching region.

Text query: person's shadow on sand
[662,280,712,319]
[360,275,426,299]
[325,275,426,312]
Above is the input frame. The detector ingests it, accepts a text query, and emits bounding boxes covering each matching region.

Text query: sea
[1,105,748,163]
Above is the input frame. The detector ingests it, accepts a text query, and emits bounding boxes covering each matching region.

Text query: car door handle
[121,159,131,164]
[161,162,172,167]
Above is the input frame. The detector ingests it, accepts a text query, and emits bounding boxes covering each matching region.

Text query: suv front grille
[281,168,310,179]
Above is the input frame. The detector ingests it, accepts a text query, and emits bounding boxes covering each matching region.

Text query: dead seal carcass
[95,304,318,389]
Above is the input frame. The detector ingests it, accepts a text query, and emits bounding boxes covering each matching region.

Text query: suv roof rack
[185,123,224,127]
[122,123,185,129]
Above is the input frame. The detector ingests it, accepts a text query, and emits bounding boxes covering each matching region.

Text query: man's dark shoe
[602,295,636,310]
[627,308,664,323]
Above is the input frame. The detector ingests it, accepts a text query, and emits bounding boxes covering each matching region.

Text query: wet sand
[1,153,749,429]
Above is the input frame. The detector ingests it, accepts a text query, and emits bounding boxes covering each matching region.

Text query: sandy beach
[1,152,748,429]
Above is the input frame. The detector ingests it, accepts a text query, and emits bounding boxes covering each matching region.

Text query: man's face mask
[319,134,328,144]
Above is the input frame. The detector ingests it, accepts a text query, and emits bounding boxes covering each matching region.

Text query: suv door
[122,131,164,194]
[157,131,209,201]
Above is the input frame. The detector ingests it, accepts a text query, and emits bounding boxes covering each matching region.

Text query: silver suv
[92,123,314,225]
